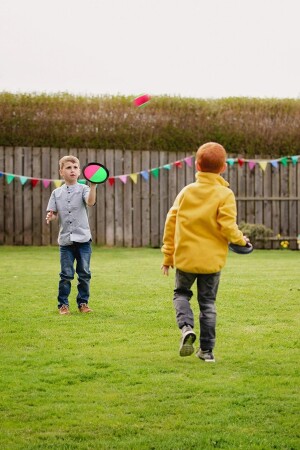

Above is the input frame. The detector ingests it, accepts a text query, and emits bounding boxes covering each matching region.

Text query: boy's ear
[220,163,227,173]
[196,161,201,171]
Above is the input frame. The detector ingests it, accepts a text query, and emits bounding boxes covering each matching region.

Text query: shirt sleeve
[82,185,91,204]
[46,191,57,212]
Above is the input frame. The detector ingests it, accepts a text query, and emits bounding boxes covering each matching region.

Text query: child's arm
[86,183,97,206]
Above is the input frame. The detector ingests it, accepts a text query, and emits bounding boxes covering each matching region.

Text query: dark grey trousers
[173,269,221,351]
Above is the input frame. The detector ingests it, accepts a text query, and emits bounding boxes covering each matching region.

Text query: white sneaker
[179,326,196,357]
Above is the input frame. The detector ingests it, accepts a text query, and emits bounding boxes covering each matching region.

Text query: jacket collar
[196,171,229,187]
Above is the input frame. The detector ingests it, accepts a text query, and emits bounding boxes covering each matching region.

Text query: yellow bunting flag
[54,180,63,188]
[259,161,268,171]
[130,173,138,184]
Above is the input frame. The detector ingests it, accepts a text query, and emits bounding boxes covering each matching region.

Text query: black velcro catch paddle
[82,162,109,184]
[229,242,254,254]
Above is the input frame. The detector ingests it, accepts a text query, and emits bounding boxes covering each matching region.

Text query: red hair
[196,142,227,173]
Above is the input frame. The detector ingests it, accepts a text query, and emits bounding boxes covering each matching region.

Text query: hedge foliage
[0,92,300,155]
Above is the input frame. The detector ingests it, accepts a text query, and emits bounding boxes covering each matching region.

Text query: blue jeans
[173,269,221,351]
[58,241,92,308]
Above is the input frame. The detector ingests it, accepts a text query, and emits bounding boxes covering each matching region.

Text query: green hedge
[0,92,299,155]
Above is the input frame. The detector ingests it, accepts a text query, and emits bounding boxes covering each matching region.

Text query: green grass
[1,247,299,449]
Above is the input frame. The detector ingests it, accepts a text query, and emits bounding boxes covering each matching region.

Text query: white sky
[0,0,299,99]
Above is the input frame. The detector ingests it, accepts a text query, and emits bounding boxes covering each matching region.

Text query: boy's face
[60,161,80,185]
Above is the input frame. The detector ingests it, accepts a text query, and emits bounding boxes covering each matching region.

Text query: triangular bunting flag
[130,173,138,184]
[227,158,235,166]
[20,176,28,185]
[78,179,87,184]
[271,160,278,168]
[6,174,15,184]
[184,157,193,167]
[43,179,51,188]
[163,164,171,170]
[174,161,183,168]
[31,179,39,187]
[141,171,149,180]
[248,161,256,170]
[151,168,160,178]
[108,177,115,186]
[0,172,3,177]
[54,180,63,188]
[119,175,127,184]
[280,157,288,167]
[259,161,268,171]
[238,158,244,167]
[291,156,299,165]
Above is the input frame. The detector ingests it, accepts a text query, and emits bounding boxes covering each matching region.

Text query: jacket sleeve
[161,193,181,266]
[217,190,246,245]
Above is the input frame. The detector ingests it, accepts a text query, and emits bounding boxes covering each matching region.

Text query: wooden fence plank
[32,147,42,245]
[22,148,33,245]
[49,148,60,245]
[159,151,169,247]
[14,147,24,245]
[288,163,297,250]
[141,151,150,246]
[41,148,51,245]
[124,150,133,247]
[4,147,14,245]
[280,165,289,238]
[105,150,115,246]
[263,162,273,249]
[132,151,142,247]
[114,149,124,246]
[86,149,97,243]
[150,151,159,247]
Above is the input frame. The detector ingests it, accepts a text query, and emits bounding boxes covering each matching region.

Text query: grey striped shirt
[46,183,92,246]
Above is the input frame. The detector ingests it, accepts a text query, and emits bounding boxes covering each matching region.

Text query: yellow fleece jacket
[161,172,246,274]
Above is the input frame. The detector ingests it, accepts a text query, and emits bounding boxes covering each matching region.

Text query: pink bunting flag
[43,179,51,188]
[184,157,193,167]
[248,161,256,171]
[119,175,127,184]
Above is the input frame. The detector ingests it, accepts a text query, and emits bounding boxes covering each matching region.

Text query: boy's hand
[161,265,172,276]
[46,210,57,224]
[243,235,250,244]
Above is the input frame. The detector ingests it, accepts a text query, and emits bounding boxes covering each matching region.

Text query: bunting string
[0,155,299,188]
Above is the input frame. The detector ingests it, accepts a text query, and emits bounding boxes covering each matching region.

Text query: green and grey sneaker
[196,348,215,362]
[179,325,196,357]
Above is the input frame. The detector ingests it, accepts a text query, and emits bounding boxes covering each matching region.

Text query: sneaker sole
[179,333,196,357]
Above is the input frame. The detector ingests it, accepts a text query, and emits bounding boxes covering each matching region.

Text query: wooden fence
[0,147,299,249]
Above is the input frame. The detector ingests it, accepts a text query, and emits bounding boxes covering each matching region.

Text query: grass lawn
[0,246,299,450]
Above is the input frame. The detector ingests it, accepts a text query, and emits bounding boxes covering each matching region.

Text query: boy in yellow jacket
[161,142,249,362]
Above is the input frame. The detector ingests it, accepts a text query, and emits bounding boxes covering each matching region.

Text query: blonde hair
[196,142,227,173]
[59,155,80,170]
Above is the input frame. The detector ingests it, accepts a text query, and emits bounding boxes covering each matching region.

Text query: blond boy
[46,156,97,315]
